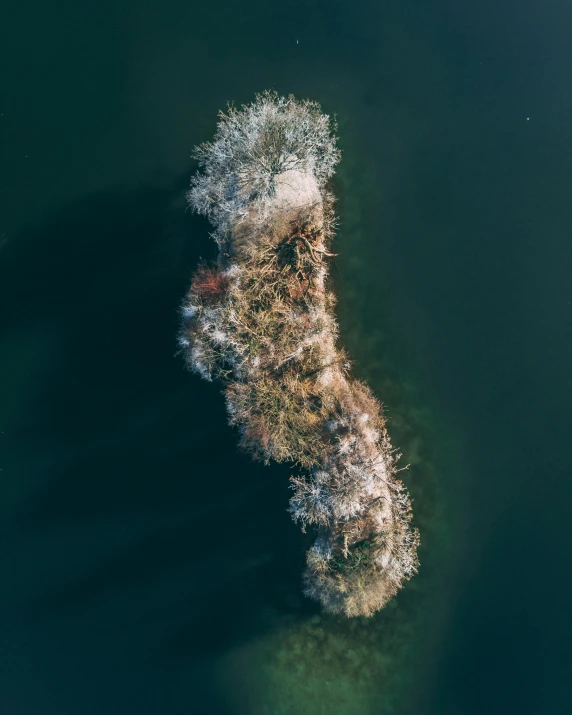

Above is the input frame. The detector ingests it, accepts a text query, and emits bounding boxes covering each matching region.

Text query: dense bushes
[180,92,419,616]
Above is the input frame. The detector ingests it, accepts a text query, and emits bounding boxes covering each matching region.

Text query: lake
[1,1,571,713]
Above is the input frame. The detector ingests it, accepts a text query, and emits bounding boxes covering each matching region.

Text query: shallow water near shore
[1,1,571,714]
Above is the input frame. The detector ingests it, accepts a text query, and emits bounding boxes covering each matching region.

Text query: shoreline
[181,92,419,616]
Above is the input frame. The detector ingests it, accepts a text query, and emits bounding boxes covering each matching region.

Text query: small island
[180,92,419,617]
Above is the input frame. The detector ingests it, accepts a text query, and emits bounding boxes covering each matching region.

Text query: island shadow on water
[1,180,316,711]
[1,176,449,714]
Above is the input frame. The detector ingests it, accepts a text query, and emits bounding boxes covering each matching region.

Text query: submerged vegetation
[180,92,419,617]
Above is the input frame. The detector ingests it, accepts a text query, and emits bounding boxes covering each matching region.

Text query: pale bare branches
[188,91,340,244]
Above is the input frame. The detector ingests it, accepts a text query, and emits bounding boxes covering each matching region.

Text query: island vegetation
[179,92,419,617]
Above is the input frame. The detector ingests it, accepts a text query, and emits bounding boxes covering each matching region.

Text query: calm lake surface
[1,1,571,713]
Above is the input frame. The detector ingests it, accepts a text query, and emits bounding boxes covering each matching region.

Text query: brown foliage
[190,265,230,302]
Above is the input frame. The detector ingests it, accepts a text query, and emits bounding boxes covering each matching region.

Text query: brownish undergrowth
[180,92,419,616]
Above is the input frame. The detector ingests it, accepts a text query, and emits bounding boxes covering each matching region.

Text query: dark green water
[1,1,571,713]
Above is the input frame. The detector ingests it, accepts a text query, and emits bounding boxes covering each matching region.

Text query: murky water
[1,1,570,713]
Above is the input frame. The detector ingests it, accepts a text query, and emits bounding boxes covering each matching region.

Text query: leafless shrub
[190,264,231,303]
